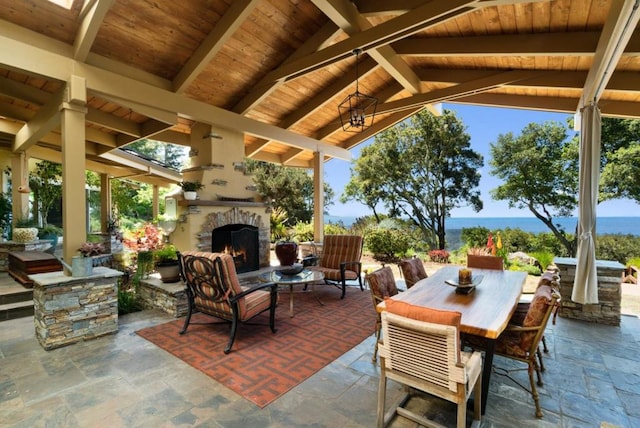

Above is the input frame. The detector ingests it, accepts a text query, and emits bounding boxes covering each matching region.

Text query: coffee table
[259,269,324,317]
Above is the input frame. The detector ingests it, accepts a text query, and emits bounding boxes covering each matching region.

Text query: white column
[100,173,111,233]
[313,150,324,243]
[61,75,88,272]
[152,184,159,219]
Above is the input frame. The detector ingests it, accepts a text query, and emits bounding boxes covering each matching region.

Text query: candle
[459,268,472,285]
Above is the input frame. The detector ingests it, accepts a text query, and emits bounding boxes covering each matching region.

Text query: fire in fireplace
[212,224,259,273]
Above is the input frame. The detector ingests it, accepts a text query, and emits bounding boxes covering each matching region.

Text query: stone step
[0,285,32,305]
[0,278,34,321]
[0,300,34,321]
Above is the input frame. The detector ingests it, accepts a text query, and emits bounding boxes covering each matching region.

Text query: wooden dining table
[378,265,527,414]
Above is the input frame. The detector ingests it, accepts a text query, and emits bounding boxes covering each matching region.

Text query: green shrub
[532,232,569,257]
[595,234,640,264]
[508,262,542,276]
[627,257,640,267]
[461,227,491,248]
[324,222,349,235]
[530,250,555,271]
[364,227,411,264]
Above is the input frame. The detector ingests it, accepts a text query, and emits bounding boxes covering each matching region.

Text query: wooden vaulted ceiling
[0,0,639,185]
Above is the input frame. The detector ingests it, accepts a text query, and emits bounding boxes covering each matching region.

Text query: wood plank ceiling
[0,0,639,185]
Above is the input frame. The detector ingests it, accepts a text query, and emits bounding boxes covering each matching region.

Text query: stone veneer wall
[195,207,270,268]
[31,267,122,350]
[0,240,53,271]
[554,257,624,326]
[138,276,188,318]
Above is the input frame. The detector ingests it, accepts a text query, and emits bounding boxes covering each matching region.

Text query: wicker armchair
[310,234,364,299]
[365,266,399,361]
[377,301,482,428]
[178,251,278,354]
[398,257,428,289]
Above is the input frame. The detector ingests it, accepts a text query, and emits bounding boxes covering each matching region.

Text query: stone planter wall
[138,275,188,318]
[554,257,624,326]
[31,267,122,350]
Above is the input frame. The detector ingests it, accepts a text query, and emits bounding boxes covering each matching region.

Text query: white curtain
[572,103,601,304]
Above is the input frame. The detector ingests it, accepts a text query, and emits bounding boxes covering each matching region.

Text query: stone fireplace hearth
[195,207,270,270]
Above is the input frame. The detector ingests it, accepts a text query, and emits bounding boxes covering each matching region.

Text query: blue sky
[325,103,640,218]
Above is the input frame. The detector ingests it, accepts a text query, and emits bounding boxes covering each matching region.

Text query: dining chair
[398,257,428,289]
[365,266,399,361]
[492,283,560,418]
[467,254,504,270]
[310,234,364,299]
[178,251,278,354]
[377,300,482,428]
[512,270,561,371]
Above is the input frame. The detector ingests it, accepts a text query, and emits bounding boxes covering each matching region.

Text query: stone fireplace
[194,207,270,270]
[211,224,259,273]
[167,124,271,270]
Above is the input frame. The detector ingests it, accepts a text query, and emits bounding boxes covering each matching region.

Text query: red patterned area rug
[136,285,375,408]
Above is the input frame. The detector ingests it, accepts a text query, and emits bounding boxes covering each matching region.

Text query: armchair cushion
[366,267,398,300]
[496,284,556,357]
[399,257,428,288]
[386,299,461,328]
[320,235,363,270]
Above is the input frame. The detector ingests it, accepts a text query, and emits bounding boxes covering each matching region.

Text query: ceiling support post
[61,75,88,273]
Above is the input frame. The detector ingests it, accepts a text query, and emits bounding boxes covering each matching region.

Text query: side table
[259,269,324,317]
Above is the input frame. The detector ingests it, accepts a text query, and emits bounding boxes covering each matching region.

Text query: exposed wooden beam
[0,27,350,160]
[392,32,601,56]
[377,70,540,115]
[355,0,551,15]
[451,93,579,114]
[233,21,342,114]
[73,0,114,61]
[313,0,422,94]
[245,140,271,158]
[579,0,640,109]
[281,148,305,165]
[173,0,259,94]
[264,0,476,83]
[13,88,65,152]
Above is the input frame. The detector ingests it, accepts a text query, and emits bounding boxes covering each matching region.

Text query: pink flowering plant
[122,223,165,253]
[78,242,106,257]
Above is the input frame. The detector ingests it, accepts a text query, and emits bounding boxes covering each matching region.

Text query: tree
[342,109,483,249]
[599,118,640,203]
[245,159,335,224]
[489,121,579,256]
[126,139,187,170]
[29,160,62,225]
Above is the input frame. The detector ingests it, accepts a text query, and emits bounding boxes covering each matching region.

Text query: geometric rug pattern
[136,285,375,407]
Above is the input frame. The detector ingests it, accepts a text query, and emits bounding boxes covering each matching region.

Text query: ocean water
[325,216,640,236]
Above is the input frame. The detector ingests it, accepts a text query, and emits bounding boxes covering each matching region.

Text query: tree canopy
[342,109,483,249]
[126,139,187,171]
[29,160,62,225]
[245,159,335,225]
[489,121,578,255]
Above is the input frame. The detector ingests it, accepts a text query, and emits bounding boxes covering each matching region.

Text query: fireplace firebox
[211,224,259,273]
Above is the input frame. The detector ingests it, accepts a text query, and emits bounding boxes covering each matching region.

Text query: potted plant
[72,242,106,277]
[38,224,62,248]
[178,181,204,200]
[154,244,180,283]
[12,216,39,243]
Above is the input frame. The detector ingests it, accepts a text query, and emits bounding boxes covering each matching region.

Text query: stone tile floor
[1,282,640,427]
